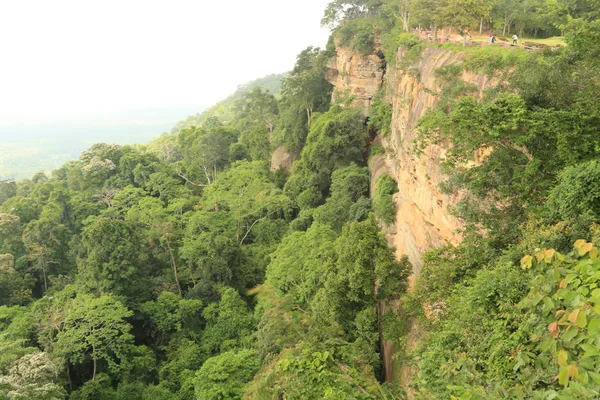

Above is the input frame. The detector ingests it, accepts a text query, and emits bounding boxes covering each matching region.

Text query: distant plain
[0,106,205,180]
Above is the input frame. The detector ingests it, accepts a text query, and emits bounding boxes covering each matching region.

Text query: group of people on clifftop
[489,33,519,45]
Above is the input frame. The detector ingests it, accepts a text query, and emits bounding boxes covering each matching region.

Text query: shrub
[373,174,398,225]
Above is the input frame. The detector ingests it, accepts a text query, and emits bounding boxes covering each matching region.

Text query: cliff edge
[328,43,495,280]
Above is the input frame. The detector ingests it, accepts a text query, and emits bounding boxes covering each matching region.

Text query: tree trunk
[402,11,409,31]
[92,358,97,380]
[41,257,48,293]
[166,239,182,296]
[479,18,483,34]
[67,363,73,392]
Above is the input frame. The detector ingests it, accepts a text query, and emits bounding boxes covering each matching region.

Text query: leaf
[543,297,554,311]
[562,326,578,342]
[578,242,593,256]
[536,251,545,262]
[548,322,560,337]
[574,239,586,249]
[544,249,556,263]
[558,349,568,367]
[521,255,533,269]
[589,371,600,385]
[580,343,599,357]
[576,310,587,328]
[558,279,567,289]
[588,318,600,333]
[558,366,569,387]
[568,309,581,324]
[590,247,598,260]
[567,364,579,379]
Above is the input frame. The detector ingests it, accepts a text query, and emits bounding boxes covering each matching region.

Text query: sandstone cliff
[328,44,494,280]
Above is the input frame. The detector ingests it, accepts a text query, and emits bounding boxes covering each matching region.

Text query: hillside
[1,2,600,400]
[170,73,285,133]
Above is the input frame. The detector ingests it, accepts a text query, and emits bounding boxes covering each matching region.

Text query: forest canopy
[1,1,600,399]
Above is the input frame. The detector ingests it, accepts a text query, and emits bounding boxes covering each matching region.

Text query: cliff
[327,42,496,390]
[325,45,386,116]
[328,44,494,280]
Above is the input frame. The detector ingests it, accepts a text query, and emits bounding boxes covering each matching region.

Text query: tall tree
[54,294,134,380]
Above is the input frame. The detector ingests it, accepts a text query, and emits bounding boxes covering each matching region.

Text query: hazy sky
[0,0,331,124]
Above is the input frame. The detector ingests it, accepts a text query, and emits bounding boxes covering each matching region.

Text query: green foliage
[246,340,384,399]
[78,216,148,298]
[0,180,17,206]
[515,242,600,397]
[412,235,600,399]
[461,45,529,76]
[313,164,371,230]
[201,287,254,356]
[322,0,383,28]
[285,104,367,199]
[547,160,600,221]
[368,89,393,137]
[369,144,385,158]
[194,349,259,400]
[55,294,134,379]
[390,32,425,69]
[373,174,398,225]
[266,223,337,307]
[0,352,66,400]
[337,18,379,56]
[171,73,285,133]
[140,292,203,344]
[278,47,333,155]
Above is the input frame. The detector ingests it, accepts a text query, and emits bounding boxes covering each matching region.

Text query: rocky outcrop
[270,145,294,172]
[326,44,386,116]
[327,44,494,280]
[384,46,493,279]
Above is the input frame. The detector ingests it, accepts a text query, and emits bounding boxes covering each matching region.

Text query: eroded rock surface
[328,45,493,279]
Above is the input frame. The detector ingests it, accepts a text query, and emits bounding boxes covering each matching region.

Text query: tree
[194,349,259,400]
[0,214,21,254]
[140,292,203,345]
[441,0,490,43]
[279,47,333,154]
[322,0,384,28]
[201,287,254,356]
[77,216,146,297]
[23,202,72,293]
[0,352,66,400]
[177,127,237,187]
[55,294,134,380]
[127,197,184,296]
[265,223,337,307]
[312,164,371,230]
[199,161,292,246]
[547,159,600,221]
[0,180,17,206]
[284,105,367,199]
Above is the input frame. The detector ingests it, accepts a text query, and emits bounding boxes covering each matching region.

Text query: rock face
[270,145,294,172]
[326,45,386,116]
[327,44,494,279]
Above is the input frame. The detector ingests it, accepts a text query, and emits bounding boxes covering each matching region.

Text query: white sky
[0,0,331,124]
